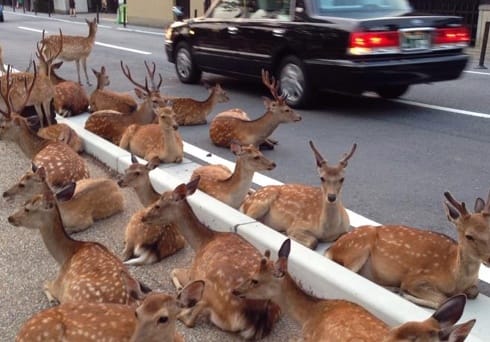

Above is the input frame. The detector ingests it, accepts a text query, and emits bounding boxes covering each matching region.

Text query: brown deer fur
[37,123,84,153]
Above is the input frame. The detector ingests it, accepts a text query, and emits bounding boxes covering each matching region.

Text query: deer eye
[154,205,161,210]
[339,178,345,183]
[320,177,325,182]
[253,156,260,160]
[134,311,139,319]
[135,172,140,176]
[24,208,29,213]
[19,184,25,188]
[251,279,259,285]
[158,316,169,324]
[465,235,475,242]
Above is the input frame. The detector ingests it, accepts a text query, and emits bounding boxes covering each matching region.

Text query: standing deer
[232,239,476,342]
[209,70,301,149]
[326,189,490,309]
[85,61,165,145]
[37,123,84,153]
[119,103,184,163]
[7,179,146,305]
[4,166,124,233]
[140,178,281,339]
[89,65,137,113]
[41,18,98,85]
[16,281,205,342]
[171,83,229,125]
[118,155,185,265]
[191,142,276,209]
[241,141,356,249]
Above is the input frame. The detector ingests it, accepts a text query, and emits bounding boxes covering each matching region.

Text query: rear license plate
[400,30,431,51]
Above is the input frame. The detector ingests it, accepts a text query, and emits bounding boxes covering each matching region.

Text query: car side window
[211,0,245,19]
[249,0,291,20]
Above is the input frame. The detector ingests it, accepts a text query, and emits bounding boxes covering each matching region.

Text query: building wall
[127,0,205,28]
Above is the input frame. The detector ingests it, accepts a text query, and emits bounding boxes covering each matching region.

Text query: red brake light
[434,27,470,46]
[349,31,400,55]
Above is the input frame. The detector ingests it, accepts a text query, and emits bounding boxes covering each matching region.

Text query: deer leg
[75,60,82,85]
[265,137,278,145]
[400,278,447,309]
[34,104,45,128]
[42,100,53,126]
[259,140,276,150]
[171,268,190,291]
[43,280,60,305]
[325,242,372,273]
[82,58,92,86]
[463,285,479,299]
[288,229,318,249]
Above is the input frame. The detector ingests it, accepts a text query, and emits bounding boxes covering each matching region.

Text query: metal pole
[96,4,99,24]
[123,0,126,28]
[476,21,490,69]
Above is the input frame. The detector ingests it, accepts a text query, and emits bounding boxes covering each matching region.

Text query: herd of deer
[0,16,487,342]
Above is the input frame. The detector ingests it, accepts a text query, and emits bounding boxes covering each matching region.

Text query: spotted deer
[117,155,185,265]
[171,83,229,125]
[140,178,281,339]
[119,103,184,163]
[0,67,89,188]
[233,239,475,342]
[241,141,356,249]
[85,61,165,145]
[89,65,137,113]
[41,18,98,85]
[4,166,124,233]
[209,70,301,149]
[191,142,276,209]
[37,123,84,153]
[7,179,146,305]
[326,189,490,309]
[16,281,205,342]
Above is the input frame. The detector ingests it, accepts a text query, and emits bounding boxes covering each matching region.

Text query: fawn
[41,18,98,85]
[119,103,184,163]
[326,189,490,309]
[89,65,137,113]
[118,155,185,265]
[241,141,356,249]
[7,177,146,305]
[37,123,84,153]
[191,142,276,209]
[4,166,124,233]
[85,61,165,145]
[140,177,281,339]
[16,281,204,342]
[233,239,476,342]
[209,70,301,149]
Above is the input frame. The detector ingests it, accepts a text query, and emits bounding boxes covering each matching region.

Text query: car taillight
[349,31,400,55]
[434,27,470,48]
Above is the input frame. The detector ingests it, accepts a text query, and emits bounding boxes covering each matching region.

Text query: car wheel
[376,85,409,99]
[277,56,312,108]
[174,42,201,84]
[0,14,4,22]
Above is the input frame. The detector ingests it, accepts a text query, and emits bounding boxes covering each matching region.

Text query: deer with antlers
[85,61,165,145]
[140,178,281,339]
[241,141,356,249]
[119,103,184,163]
[209,70,301,150]
[117,155,185,265]
[0,67,89,188]
[326,189,490,309]
[89,65,137,113]
[41,18,98,85]
[7,176,147,305]
[233,239,476,342]
[191,142,276,209]
[4,166,124,233]
[171,83,229,125]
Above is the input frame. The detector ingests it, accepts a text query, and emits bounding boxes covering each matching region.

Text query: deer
[117,155,185,265]
[16,281,205,342]
[190,142,276,209]
[85,61,165,145]
[37,122,84,153]
[209,70,301,150]
[40,18,98,85]
[241,141,356,249]
[4,166,124,233]
[7,176,147,305]
[0,44,5,74]
[89,65,137,113]
[140,177,281,340]
[0,66,90,188]
[325,189,490,309]
[232,239,476,342]
[119,103,184,163]
[171,83,229,125]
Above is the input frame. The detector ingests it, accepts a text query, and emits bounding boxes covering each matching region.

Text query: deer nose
[268,163,276,170]
[231,289,243,297]
[7,216,15,224]
[117,179,124,187]
[327,194,336,203]
[2,191,8,198]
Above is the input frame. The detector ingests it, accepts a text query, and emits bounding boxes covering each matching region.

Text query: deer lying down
[118,155,185,266]
[233,239,476,342]
[37,123,84,153]
[16,281,205,342]
[7,178,146,305]
[326,189,490,309]
[241,141,356,249]
[191,142,276,209]
[4,166,124,233]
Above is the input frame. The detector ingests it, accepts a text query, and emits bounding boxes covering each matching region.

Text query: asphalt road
[0,8,489,340]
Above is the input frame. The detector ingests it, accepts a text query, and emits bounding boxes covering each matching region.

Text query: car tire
[0,14,4,22]
[376,85,409,99]
[174,42,201,84]
[277,56,313,108]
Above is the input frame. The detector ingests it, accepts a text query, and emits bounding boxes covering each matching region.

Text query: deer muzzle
[327,194,337,203]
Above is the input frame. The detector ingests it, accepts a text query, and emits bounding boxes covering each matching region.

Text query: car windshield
[310,0,412,19]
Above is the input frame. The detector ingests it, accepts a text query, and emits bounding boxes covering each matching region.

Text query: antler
[444,191,469,217]
[120,60,150,93]
[261,69,286,104]
[143,61,163,91]
[309,140,327,167]
[37,29,63,77]
[0,64,37,118]
[339,143,357,167]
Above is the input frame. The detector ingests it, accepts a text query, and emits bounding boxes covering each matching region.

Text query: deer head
[92,65,111,89]
[37,29,63,79]
[118,154,160,188]
[156,104,179,131]
[230,141,276,172]
[121,60,164,104]
[3,164,47,202]
[261,69,301,123]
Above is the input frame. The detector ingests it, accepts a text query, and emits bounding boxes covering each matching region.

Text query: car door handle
[227,26,238,35]
[272,29,285,37]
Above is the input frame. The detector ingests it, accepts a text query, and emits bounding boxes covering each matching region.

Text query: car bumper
[305,53,469,92]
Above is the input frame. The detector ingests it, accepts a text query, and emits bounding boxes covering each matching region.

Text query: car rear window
[311,0,411,19]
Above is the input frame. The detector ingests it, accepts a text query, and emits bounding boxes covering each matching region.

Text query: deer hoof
[259,141,275,150]
[464,285,479,299]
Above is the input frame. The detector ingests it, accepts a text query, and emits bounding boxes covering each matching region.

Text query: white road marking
[18,26,44,33]
[117,27,163,36]
[94,42,152,55]
[394,99,490,119]
[464,70,490,75]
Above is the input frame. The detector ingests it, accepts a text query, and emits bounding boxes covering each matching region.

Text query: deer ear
[134,88,145,99]
[91,68,98,76]
[444,201,460,223]
[262,97,272,108]
[178,280,205,308]
[33,165,47,181]
[474,198,485,213]
[130,154,139,164]
[186,177,200,196]
[55,182,76,202]
[432,294,466,329]
[230,141,242,155]
[173,183,188,201]
[278,239,291,259]
[146,157,160,170]
[439,319,475,342]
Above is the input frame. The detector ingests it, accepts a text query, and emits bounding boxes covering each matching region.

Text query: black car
[165,0,470,108]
